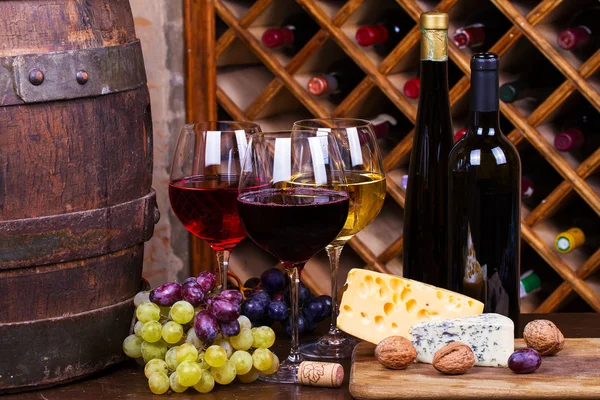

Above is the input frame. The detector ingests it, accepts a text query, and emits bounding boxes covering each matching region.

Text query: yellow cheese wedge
[337,269,484,344]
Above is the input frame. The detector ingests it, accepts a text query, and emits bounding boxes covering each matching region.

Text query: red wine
[452,7,510,50]
[557,6,599,58]
[448,53,521,324]
[355,9,415,57]
[169,175,246,251]
[238,188,348,266]
[554,105,599,155]
[403,12,453,289]
[307,59,363,104]
[261,13,320,56]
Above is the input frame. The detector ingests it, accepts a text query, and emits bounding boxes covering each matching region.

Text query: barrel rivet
[76,70,89,85]
[28,69,44,86]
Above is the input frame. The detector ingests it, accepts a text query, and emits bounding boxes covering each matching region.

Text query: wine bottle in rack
[521,154,562,208]
[403,77,420,99]
[499,74,554,104]
[355,9,415,57]
[452,7,508,51]
[403,12,453,289]
[307,59,364,104]
[520,270,541,299]
[370,113,398,140]
[557,6,599,59]
[448,53,521,324]
[261,13,320,56]
[554,105,599,157]
[554,218,600,254]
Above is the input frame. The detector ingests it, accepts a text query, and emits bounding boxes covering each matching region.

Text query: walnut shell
[524,319,565,356]
[432,342,475,375]
[375,336,417,370]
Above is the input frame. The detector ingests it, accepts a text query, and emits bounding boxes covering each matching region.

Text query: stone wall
[130,0,189,286]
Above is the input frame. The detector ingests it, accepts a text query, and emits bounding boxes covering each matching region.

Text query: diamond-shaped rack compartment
[185,0,600,310]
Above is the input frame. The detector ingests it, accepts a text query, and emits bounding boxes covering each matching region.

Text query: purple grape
[194,310,219,343]
[249,291,271,309]
[196,271,216,294]
[149,282,182,306]
[184,277,197,284]
[241,298,264,322]
[318,295,333,317]
[219,319,241,337]
[283,314,306,338]
[303,297,327,323]
[508,349,542,374]
[181,281,205,307]
[220,289,243,305]
[260,268,286,293]
[266,301,288,321]
[209,298,240,322]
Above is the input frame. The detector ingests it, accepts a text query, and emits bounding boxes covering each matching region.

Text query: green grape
[262,353,279,375]
[186,327,203,348]
[141,340,168,363]
[134,291,150,308]
[216,339,233,358]
[141,321,162,343]
[144,359,168,379]
[136,301,160,323]
[122,334,143,359]
[169,372,188,393]
[197,352,210,369]
[162,321,184,344]
[170,301,194,324]
[237,367,260,384]
[210,360,236,385]
[148,371,169,395]
[176,360,202,387]
[237,315,252,330]
[176,343,198,363]
[193,370,215,393]
[251,326,276,349]
[230,350,253,375]
[252,348,274,371]
[205,345,227,368]
[134,321,144,337]
[165,346,180,371]
[229,328,253,351]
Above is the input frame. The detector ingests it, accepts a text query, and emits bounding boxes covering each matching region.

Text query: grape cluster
[240,268,333,337]
[122,271,278,395]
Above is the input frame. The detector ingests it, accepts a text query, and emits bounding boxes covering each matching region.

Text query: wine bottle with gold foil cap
[403,12,453,289]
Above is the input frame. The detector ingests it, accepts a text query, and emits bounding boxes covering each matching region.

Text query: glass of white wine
[292,118,386,359]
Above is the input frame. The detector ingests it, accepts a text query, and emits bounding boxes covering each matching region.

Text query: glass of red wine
[169,121,261,291]
[237,130,349,383]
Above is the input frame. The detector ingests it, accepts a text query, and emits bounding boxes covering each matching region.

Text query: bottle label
[420,28,448,61]
[555,228,586,253]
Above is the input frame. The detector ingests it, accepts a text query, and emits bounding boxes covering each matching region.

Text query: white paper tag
[346,127,363,167]
[273,137,291,184]
[205,131,222,167]
[308,136,327,186]
[235,129,251,172]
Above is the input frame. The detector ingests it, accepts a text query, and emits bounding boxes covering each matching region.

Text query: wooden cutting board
[350,339,600,399]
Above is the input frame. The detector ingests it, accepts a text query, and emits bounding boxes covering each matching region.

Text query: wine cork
[297,361,344,388]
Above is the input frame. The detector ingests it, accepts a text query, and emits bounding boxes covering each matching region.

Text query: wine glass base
[299,335,359,360]
[258,361,299,384]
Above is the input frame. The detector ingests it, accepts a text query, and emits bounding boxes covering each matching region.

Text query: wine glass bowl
[237,130,350,383]
[169,121,260,291]
[292,118,386,359]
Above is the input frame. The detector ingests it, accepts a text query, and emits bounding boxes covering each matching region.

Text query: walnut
[375,336,417,370]
[523,320,565,356]
[432,342,475,375]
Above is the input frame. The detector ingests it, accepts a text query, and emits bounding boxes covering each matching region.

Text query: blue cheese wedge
[409,313,514,367]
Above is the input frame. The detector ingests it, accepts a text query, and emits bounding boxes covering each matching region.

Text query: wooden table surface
[6,314,600,400]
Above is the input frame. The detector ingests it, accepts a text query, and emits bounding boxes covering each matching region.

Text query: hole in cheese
[383,302,395,316]
[405,299,417,313]
[391,322,399,332]
[376,277,389,298]
[358,282,368,298]
[390,278,402,291]
[400,287,412,302]
[374,315,384,330]
[468,300,474,307]
[436,290,445,300]
[364,274,378,296]
[360,312,369,325]
[417,309,438,319]
[392,292,400,306]
[343,305,353,317]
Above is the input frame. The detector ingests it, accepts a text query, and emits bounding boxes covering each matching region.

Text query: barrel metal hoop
[0,40,147,106]
[0,189,158,269]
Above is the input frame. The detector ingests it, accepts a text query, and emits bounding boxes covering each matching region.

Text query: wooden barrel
[0,0,157,392]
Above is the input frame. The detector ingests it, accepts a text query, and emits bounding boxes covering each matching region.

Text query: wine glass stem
[286,264,304,364]
[215,249,231,292]
[326,244,344,335]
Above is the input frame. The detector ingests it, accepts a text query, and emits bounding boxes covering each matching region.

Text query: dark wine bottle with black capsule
[403,12,453,289]
[448,53,521,324]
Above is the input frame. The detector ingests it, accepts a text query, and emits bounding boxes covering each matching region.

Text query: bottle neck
[420,28,448,62]
[469,63,500,135]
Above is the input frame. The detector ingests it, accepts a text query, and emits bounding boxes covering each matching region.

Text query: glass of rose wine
[237,130,349,383]
[169,121,261,291]
[292,118,386,360]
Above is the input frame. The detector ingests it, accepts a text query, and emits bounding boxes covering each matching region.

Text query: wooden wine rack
[184,0,600,314]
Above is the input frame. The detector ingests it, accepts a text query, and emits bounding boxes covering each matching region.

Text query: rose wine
[169,175,246,251]
[403,12,453,289]
[237,188,349,266]
[448,53,521,324]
